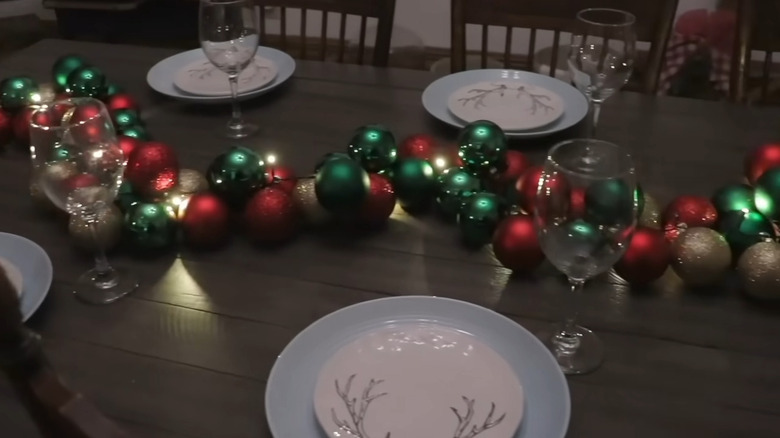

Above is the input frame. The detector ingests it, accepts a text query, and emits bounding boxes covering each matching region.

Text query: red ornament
[67,101,108,144]
[359,173,396,226]
[63,173,100,193]
[12,106,36,146]
[117,135,141,158]
[515,166,544,213]
[244,187,299,244]
[181,192,231,248]
[0,109,12,146]
[745,143,780,185]
[125,141,179,198]
[569,187,586,218]
[398,134,436,161]
[265,165,297,194]
[662,195,718,240]
[491,150,531,192]
[104,93,139,114]
[615,227,671,284]
[440,143,464,168]
[492,215,545,272]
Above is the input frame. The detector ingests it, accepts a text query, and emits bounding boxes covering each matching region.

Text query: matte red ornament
[398,134,436,161]
[117,135,141,158]
[491,150,531,192]
[745,143,780,185]
[492,215,545,272]
[615,227,671,284]
[125,141,179,198]
[244,187,299,244]
[12,106,36,146]
[265,165,297,194]
[181,192,231,248]
[570,187,586,218]
[63,173,100,192]
[0,108,12,146]
[662,195,718,240]
[359,173,396,226]
[104,93,139,114]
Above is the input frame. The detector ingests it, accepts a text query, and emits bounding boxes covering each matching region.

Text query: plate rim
[0,232,53,321]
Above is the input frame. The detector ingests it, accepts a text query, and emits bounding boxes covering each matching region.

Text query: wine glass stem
[228,74,243,129]
[553,278,585,354]
[87,220,118,289]
[589,100,602,138]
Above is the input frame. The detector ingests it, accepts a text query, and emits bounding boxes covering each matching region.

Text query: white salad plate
[0,233,53,321]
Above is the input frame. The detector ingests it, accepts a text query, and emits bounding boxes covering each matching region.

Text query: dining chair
[731,0,780,103]
[256,0,396,67]
[450,0,679,94]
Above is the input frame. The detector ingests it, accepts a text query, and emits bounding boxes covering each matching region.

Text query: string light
[164,191,192,220]
[266,154,277,165]
[434,156,448,170]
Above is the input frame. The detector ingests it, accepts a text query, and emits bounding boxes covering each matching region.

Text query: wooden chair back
[731,0,780,103]
[257,0,396,67]
[450,0,679,94]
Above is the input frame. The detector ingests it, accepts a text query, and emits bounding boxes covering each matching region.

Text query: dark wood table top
[1,39,780,438]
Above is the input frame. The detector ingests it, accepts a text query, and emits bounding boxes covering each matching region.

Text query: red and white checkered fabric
[657,33,731,95]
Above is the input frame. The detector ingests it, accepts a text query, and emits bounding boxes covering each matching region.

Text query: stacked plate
[0,232,53,321]
[147,47,296,104]
[265,296,570,438]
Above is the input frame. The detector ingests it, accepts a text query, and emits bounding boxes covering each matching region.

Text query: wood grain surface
[1,39,779,438]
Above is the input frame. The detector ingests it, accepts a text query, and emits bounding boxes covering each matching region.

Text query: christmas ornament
[441,143,464,169]
[292,179,329,225]
[68,205,122,252]
[639,193,662,229]
[104,81,123,97]
[398,134,436,161]
[66,65,106,98]
[126,141,180,199]
[315,156,369,214]
[569,187,586,218]
[492,215,544,272]
[458,192,507,248]
[358,173,396,226]
[490,150,530,192]
[181,192,231,249]
[635,184,645,216]
[111,108,142,131]
[514,166,543,214]
[717,209,775,257]
[116,181,140,212]
[32,82,58,104]
[11,106,36,146]
[391,158,436,212]
[563,219,602,249]
[177,169,209,196]
[244,187,299,244]
[104,93,139,113]
[52,54,87,90]
[614,227,670,285]
[63,173,100,193]
[754,167,780,221]
[670,227,731,287]
[435,167,481,220]
[65,100,108,144]
[457,120,507,176]
[585,179,635,226]
[0,109,11,146]
[712,184,755,214]
[118,124,151,140]
[737,241,780,300]
[124,202,177,250]
[265,164,297,194]
[0,76,38,111]
[745,143,780,185]
[206,146,266,206]
[662,195,718,240]
[314,152,352,172]
[347,124,397,172]
[117,135,141,158]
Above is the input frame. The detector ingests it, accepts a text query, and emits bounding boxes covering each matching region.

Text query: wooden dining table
[1,39,780,438]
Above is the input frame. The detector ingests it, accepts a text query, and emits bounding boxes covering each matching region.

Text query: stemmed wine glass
[568,8,636,136]
[30,98,139,304]
[534,139,637,374]
[200,0,260,139]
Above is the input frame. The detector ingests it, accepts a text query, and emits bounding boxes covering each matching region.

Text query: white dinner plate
[423,69,589,139]
[173,56,278,96]
[0,233,53,321]
[147,47,296,104]
[266,296,570,438]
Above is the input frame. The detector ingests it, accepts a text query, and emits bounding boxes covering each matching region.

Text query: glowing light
[434,156,447,169]
[266,154,277,165]
[164,192,192,220]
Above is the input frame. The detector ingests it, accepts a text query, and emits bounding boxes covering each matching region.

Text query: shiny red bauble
[12,106,36,146]
[0,109,12,146]
[492,150,531,192]
[244,187,299,244]
[615,227,671,284]
[745,143,780,185]
[515,166,544,213]
[569,187,586,218]
[492,215,545,272]
[358,173,396,226]
[63,173,100,192]
[104,93,139,114]
[662,195,718,240]
[125,141,179,198]
[68,101,108,144]
[398,134,436,161]
[181,192,231,249]
[265,165,297,194]
[117,135,141,158]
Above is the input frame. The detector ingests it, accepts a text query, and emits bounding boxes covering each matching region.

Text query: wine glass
[30,98,139,304]
[199,0,260,139]
[568,8,636,136]
[534,139,637,374]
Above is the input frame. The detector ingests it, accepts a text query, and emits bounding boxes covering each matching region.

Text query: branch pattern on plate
[331,374,390,438]
[457,83,554,115]
[450,396,506,438]
[187,60,270,85]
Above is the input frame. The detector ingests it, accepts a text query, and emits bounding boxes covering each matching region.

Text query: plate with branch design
[173,56,277,96]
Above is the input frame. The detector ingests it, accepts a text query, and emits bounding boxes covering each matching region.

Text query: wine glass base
[225,122,258,139]
[546,325,604,375]
[74,267,139,305]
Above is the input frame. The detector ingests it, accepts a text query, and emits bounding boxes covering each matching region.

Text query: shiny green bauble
[391,158,436,212]
[347,124,397,172]
[717,209,775,257]
[585,178,635,226]
[712,183,755,214]
[118,124,151,141]
[314,152,352,172]
[635,184,645,217]
[435,167,482,220]
[52,144,73,162]
[315,156,370,214]
[458,192,507,248]
[116,180,141,212]
[104,81,124,97]
[207,146,267,206]
[755,168,780,221]
[52,54,87,91]
[0,76,38,111]
[112,109,142,131]
[124,202,177,250]
[457,120,508,176]
[66,65,106,98]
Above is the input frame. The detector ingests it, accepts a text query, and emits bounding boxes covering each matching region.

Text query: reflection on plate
[173,56,278,96]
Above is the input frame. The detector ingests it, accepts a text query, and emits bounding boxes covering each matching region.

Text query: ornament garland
[5,54,780,303]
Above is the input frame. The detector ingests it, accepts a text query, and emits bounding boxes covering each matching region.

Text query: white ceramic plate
[0,233,53,321]
[266,296,570,438]
[314,322,525,438]
[173,56,278,96]
[147,47,296,104]
[423,70,589,139]
[0,257,23,297]
[448,81,564,131]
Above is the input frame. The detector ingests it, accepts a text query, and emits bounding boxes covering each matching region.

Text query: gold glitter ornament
[292,178,329,225]
[671,227,732,287]
[68,204,123,252]
[639,193,661,229]
[737,241,780,300]
[178,168,209,196]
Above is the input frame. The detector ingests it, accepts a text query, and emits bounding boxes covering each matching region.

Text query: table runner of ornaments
[1,54,779,301]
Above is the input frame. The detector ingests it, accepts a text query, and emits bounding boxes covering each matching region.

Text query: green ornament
[52,144,73,162]
[584,178,635,226]
[118,124,151,141]
[0,76,38,111]
[207,146,267,206]
[52,54,87,91]
[457,120,507,176]
[315,157,370,214]
[458,192,507,247]
[717,209,775,257]
[391,158,436,212]
[635,184,645,217]
[112,109,142,130]
[124,202,176,250]
[712,183,756,215]
[755,168,780,221]
[104,81,124,97]
[561,219,603,256]
[116,180,141,212]
[347,124,397,172]
[66,65,106,98]
[314,152,352,172]
[435,167,482,220]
